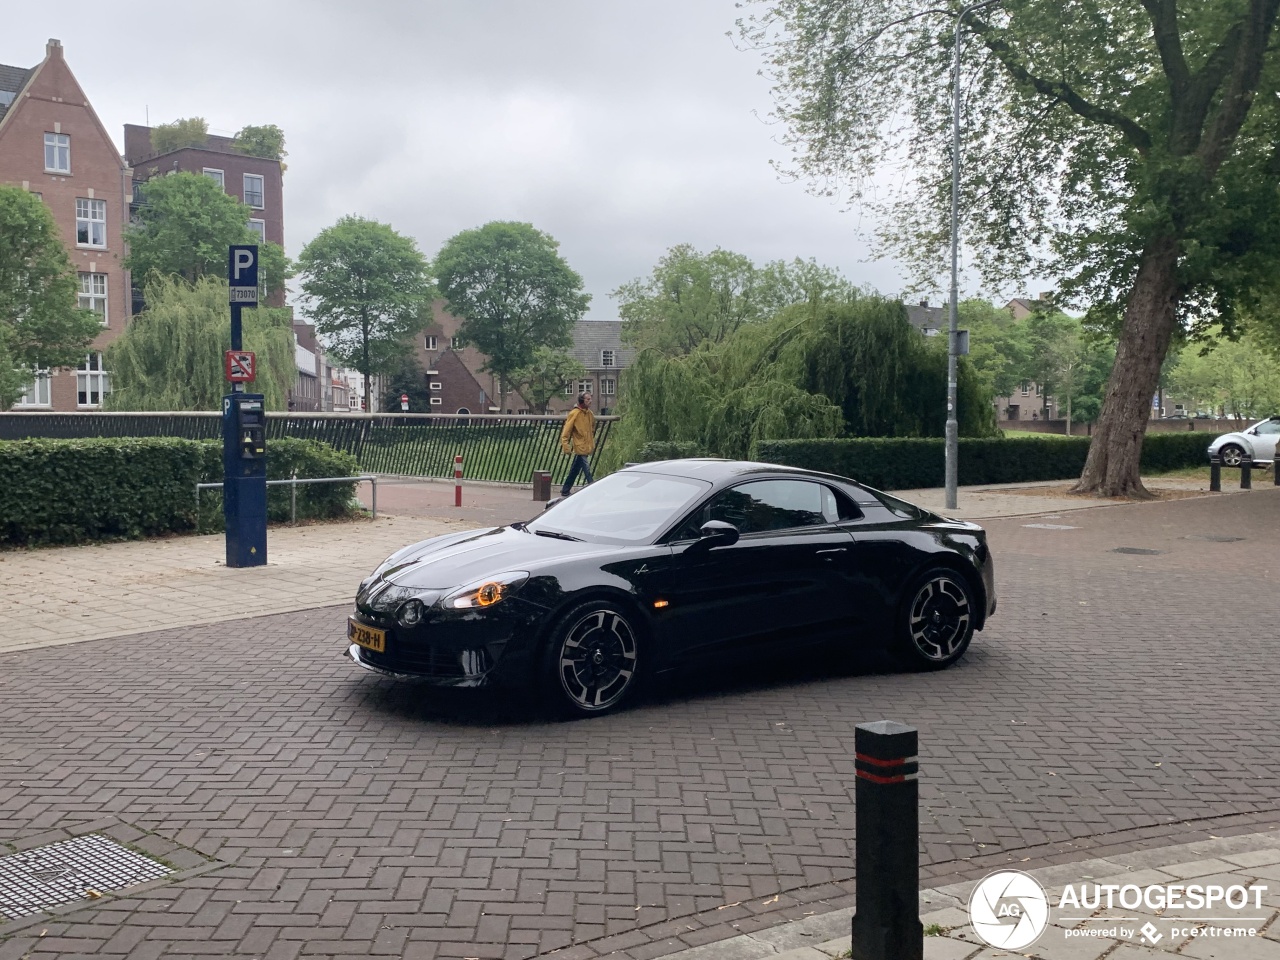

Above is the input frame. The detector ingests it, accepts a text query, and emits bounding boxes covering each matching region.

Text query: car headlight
[397,599,425,627]
[441,572,529,610]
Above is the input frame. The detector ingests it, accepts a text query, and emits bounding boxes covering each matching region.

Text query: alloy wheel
[557,609,637,711]
[1219,445,1245,467]
[908,576,971,661]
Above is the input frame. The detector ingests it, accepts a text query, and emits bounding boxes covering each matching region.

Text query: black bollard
[851,721,922,960]
[1274,461,1280,486]
[1210,460,1221,492]
[1242,461,1252,490]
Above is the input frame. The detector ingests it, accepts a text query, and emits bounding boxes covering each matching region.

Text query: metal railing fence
[0,412,616,484]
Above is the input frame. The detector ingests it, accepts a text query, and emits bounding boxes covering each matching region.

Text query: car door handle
[816,547,847,556]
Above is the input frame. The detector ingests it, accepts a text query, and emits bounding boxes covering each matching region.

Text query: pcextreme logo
[969,871,1050,949]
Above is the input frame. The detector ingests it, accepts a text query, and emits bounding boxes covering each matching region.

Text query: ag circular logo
[968,870,1050,949]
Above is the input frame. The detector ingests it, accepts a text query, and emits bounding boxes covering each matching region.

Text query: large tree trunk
[1072,236,1180,498]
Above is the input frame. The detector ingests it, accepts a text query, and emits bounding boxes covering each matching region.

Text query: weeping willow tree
[604,295,996,468]
[105,275,295,411]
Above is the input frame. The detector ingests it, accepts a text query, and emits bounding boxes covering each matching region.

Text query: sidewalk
[0,474,1241,657]
[652,829,1280,960]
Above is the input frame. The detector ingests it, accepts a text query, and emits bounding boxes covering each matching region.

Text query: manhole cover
[1112,547,1162,555]
[0,835,171,921]
[1184,535,1245,543]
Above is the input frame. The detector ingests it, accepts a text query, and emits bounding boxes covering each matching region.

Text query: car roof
[623,457,849,486]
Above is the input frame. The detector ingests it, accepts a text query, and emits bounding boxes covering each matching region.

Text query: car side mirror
[685,520,740,556]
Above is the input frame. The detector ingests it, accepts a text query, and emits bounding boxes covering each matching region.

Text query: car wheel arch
[904,554,987,630]
[534,587,656,657]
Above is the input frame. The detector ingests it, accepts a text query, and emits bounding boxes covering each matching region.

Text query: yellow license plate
[348,619,386,653]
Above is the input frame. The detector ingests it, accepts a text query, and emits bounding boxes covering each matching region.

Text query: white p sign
[228,244,259,304]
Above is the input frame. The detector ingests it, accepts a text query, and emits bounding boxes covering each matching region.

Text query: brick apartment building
[546,320,633,416]
[0,39,132,411]
[123,123,285,308]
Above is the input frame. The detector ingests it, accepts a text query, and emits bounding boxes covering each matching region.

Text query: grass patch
[923,923,949,937]
[1002,429,1079,439]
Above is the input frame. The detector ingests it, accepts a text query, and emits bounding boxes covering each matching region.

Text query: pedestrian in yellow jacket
[559,392,596,496]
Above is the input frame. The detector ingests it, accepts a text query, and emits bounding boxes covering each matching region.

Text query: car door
[1249,419,1280,460]
[654,479,857,661]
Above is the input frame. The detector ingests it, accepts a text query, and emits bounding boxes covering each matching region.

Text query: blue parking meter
[223,392,267,567]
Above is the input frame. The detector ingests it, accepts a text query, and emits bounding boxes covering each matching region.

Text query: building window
[78,273,108,325]
[77,353,109,407]
[425,335,437,351]
[563,382,573,395]
[75,198,106,247]
[243,174,265,208]
[429,382,442,391]
[14,370,52,407]
[44,133,70,173]
[247,219,266,241]
[577,380,592,395]
[450,336,462,350]
[429,396,443,405]
[601,378,616,396]
[601,349,615,368]
[203,168,225,190]
[1020,381,1031,396]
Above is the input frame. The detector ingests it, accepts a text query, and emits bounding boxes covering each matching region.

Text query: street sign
[228,245,259,304]
[400,393,409,412]
[225,350,256,383]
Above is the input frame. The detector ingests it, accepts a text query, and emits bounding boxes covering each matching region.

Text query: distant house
[1,39,133,411]
[123,122,286,308]
[546,320,635,416]
[996,294,1058,421]
[905,301,945,337]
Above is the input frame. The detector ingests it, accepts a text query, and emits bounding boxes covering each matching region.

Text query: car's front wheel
[1218,443,1247,467]
[542,601,641,717]
[895,568,975,670]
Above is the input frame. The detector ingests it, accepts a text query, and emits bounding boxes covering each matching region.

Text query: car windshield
[527,471,711,544]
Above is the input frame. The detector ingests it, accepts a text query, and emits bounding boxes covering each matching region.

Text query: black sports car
[346,459,995,717]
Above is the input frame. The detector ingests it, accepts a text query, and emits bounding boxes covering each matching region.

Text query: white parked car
[1207,417,1280,466]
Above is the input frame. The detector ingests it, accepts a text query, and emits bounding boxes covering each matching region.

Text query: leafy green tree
[606,296,996,468]
[125,173,289,298]
[513,346,586,414]
[379,350,432,413]
[0,186,102,407]
[615,244,857,356]
[233,124,286,162]
[959,299,1025,400]
[740,0,1280,497]
[1167,328,1280,418]
[150,117,208,154]
[104,276,294,411]
[433,221,590,411]
[297,216,433,411]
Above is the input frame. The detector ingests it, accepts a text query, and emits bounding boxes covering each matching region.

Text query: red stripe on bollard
[454,455,463,507]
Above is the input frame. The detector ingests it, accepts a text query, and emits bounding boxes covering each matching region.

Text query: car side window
[1255,421,1280,436]
[703,480,832,535]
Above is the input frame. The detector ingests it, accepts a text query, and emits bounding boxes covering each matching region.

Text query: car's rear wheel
[895,568,975,670]
[1218,443,1247,467]
[542,601,641,717]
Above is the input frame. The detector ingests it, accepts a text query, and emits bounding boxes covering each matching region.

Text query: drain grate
[1112,547,1162,555]
[0,835,171,921]
[1184,535,1245,543]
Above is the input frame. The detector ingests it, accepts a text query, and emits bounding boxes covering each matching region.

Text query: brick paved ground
[1,489,1278,959]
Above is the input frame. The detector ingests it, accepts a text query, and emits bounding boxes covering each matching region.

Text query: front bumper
[345,597,545,688]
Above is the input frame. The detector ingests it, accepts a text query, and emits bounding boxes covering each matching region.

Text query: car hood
[373,525,617,589]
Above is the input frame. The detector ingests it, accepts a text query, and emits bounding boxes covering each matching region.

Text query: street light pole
[946,0,1001,511]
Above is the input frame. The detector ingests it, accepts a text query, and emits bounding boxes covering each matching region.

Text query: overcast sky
[5,1,966,317]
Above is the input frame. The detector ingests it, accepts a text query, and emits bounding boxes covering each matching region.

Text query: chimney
[919,300,929,308]
[46,38,63,59]
[1038,291,1053,300]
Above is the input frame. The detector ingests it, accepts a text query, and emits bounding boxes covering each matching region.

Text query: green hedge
[0,436,358,547]
[635,440,704,462]
[755,432,1212,491]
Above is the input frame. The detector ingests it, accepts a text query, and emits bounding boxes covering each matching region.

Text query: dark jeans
[561,453,594,496]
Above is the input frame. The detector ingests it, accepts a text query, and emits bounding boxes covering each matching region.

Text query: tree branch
[969,15,1153,155]
[1140,0,1190,96]
[1197,0,1280,174]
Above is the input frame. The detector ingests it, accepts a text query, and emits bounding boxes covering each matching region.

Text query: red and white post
[454,454,463,507]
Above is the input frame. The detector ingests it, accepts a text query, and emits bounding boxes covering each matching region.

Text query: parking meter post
[1242,461,1252,490]
[1210,459,1221,493]
[851,721,922,960]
